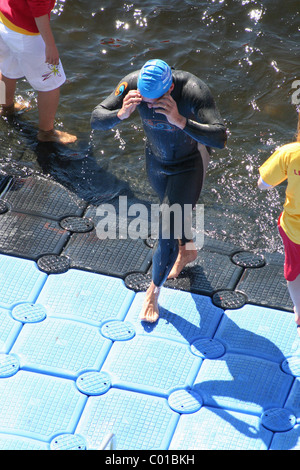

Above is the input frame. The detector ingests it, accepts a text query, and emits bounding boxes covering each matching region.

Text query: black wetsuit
[91,69,227,286]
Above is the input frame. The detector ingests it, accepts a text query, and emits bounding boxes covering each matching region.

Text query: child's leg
[0,27,25,113]
[37,87,60,131]
[287,274,300,325]
[277,222,300,328]
[0,73,17,109]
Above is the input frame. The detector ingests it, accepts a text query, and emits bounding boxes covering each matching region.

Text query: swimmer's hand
[117,90,142,120]
[149,94,187,129]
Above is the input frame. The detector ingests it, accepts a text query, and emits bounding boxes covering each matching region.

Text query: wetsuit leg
[146,152,204,287]
[145,147,168,201]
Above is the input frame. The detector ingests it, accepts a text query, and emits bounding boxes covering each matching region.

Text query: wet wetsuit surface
[91,69,227,286]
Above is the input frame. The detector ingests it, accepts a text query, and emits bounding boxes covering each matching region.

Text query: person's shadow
[34,139,126,205]
[4,116,300,449]
[139,266,299,450]
[3,114,150,208]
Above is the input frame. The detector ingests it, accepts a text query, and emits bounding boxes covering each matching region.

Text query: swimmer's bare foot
[140,282,160,323]
[37,128,77,144]
[167,241,198,279]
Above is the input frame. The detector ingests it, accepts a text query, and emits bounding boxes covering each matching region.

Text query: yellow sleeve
[259,147,288,187]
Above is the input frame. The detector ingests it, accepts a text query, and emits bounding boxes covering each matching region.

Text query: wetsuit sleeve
[91,73,137,130]
[181,77,227,149]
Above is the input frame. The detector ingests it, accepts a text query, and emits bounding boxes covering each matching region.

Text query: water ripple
[0,0,298,251]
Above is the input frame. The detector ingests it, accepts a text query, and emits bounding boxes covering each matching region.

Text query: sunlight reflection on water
[0,0,299,252]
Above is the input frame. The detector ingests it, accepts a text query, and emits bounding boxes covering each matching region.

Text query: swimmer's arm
[183,119,227,149]
[181,80,227,149]
[91,73,138,130]
[91,76,141,131]
[91,101,121,130]
[91,91,124,130]
[91,94,142,130]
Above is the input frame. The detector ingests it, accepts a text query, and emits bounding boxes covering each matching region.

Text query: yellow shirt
[259,142,300,244]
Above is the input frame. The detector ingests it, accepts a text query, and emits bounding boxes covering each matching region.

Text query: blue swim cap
[137,59,173,99]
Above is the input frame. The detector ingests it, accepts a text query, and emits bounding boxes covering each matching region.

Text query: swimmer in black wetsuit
[91,59,227,323]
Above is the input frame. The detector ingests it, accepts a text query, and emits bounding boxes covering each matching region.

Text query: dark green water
[0,0,299,252]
